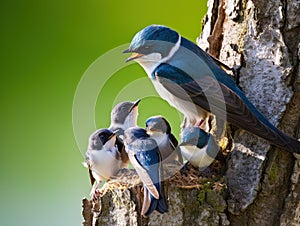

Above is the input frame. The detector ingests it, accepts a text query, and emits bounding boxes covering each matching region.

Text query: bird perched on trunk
[123,24,300,154]
[145,115,183,164]
[179,127,220,175]
[84,129,125,200]
[123,127,168,216]
[108,99,141,168]
[84,100,140,200]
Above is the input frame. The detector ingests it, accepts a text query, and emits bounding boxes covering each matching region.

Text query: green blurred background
[0,1,207,225]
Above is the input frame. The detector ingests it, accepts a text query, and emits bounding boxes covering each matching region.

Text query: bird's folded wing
[154,64,287,146]
[141,188,151,216]
[154,64,227,115]
[128,152,159,199]
[88,168,96,186]
[82,161,96,186]
[210,55,234,73]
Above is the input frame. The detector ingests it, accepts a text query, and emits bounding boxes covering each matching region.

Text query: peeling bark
[82,0,300,225]
[207,0,226,57]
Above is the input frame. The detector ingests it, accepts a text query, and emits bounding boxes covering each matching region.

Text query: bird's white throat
[149,131,169,147]
[135,35,182,77]
[135,52,162,76]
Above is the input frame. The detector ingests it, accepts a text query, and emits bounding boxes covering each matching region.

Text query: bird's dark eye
[142,46,152,53]
[98,134,105,140]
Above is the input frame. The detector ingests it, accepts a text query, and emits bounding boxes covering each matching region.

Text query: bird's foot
[91,189,102,202]
[194,118,210,132]
[194,119,204,127]
[90,181,101,201]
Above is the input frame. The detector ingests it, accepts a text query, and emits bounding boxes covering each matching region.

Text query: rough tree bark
[199,0,300,224]
[82,0,300,225]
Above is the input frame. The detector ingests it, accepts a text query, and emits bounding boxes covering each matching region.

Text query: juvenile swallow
[109,99,141,136]
[123,127,168,216]
[145,115,183,164]
[123,25,300,153]
[108,99,140,168]
[179,127,220,173]
[84,129,123,199]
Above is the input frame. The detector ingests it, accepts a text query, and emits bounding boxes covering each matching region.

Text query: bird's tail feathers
[156,195,168,214]
[227,93,300,153]
[142,184,168,216]
[232,113,300,154]
[275,129,300,154]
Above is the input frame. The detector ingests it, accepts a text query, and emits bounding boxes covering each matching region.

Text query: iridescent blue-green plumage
[125,25,179,59]
[124,25,300,154]
[123,127,168,216]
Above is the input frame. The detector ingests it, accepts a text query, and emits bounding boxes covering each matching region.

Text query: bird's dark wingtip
[144,198,168,216]
[156,198,168,214]
[282,136,300,154]
[142,184,168,216]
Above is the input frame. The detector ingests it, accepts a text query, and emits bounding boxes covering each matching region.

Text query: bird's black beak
[123,49,144,62]
[129,99,141,112]
[108,131,118,140]
[122,49,131,54]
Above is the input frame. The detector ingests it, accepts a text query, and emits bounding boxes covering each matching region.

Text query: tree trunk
[82,0,300,225]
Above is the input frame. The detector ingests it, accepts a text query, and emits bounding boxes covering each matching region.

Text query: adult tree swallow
[84,129,124,199]
[123,127,168,216]
[123,25,300,153]
[145,115,183,164]
[179,127,220,173]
